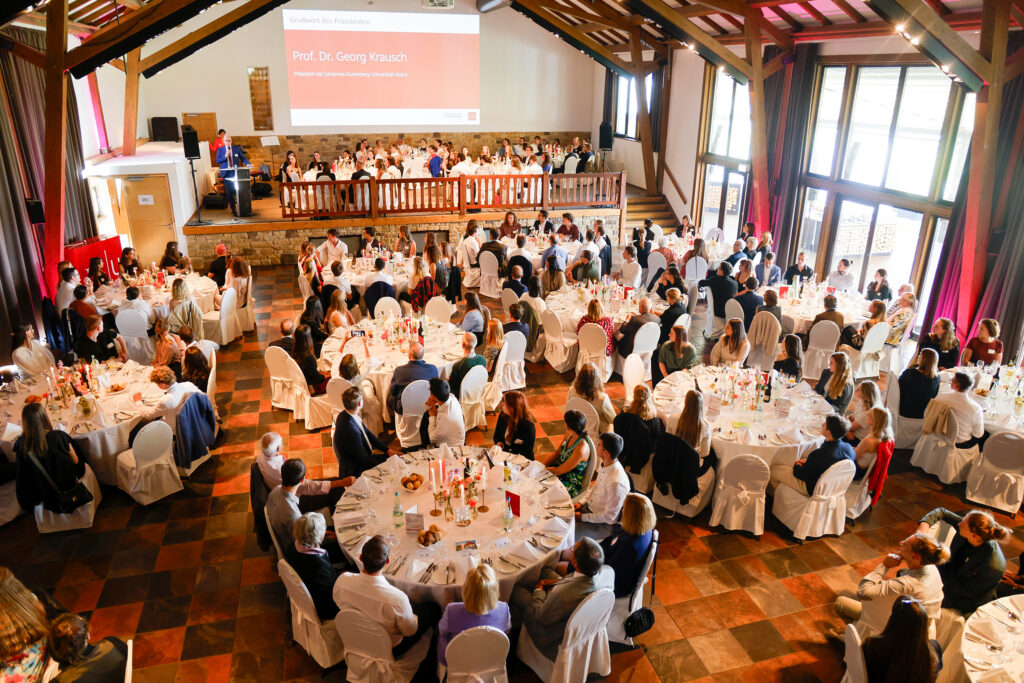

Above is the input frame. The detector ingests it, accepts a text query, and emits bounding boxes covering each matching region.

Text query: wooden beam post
[630,34,659,195]
[619,171,629,245]
[744,13,772,233]
[86,72,109,153]
[958,0,1009,338]
[43,0,69,296]
[122,48,141,156]
[655,53,673,194]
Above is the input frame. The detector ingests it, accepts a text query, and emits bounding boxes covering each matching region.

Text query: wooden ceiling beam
[800,2,833,25]
[832,0,868,22]
[1005,44,1024,83]
[534,0,623,27]
[888,0,993,82]
[717,9,984,44]
[923,0,951,15]
[12,11,96,35]
[0,36,45,68]
[513,0,637,75]
[766,5,803,31]
[750,6,795,51]
[763,51,787,77]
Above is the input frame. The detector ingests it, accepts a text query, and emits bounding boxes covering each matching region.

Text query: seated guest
[14,403,88,514]
[742,237,757,259]
[87,257,111,287]
[10,323,55,378]
[424,245,447,294]
[0,568,50,682]
[574,433,630,540]
[840,300,887,350]
[815,352,854,414]
[576,299,615,356]
[178,326,217,363]
[299,296,328,352]
[774,334,804,380]
[557,212,580,241]
[333,535,442,660]
[482,321,504,377]
[861,598,941,682]
[615,245,642,289]
[265,458,338,557]
[537,410,592,499]
[567,250,599,284]
[652,392,714,507]
[436,567,512,670]
[168,279,205,339]
[632,227,653,271]
[55,266,82,311]
[657,288,685,344]
[724,240,745,267]
[287,513,340,620]
[406,257,441,314]
[499,211,520,239]
[458,292,486,338]
[962,318,1003,366]
[652,237,676,268]
[885,292,917,346]
[846,380,882,443]
[119,247,142,280]
[936,371,984,449]
[679,237,708,270]
[540,234,569,273]
[698,262,739,323]
[333,387,399,478]
[615,385,666,480]
[653,264,685,301]
[494,391,536,460]
[658,325,697,380]
[541,256,566,297]
[118,286,156,327]
[852,407,894,484]
[812,294,845,334]
[755,251,782,288]
[290,325,327,395]
[827,258,856,292]
[421,378,465,448]
[367,257,394,287]
[503,303,530,339]
[898,349,941,419]
[866,268,892,302]
[259,432,350,511]
[160,241,189,273]
[479,228,508,276]
[784,251,814,285]
[152,319,185,378]
[508,235,529,262]
[182,346,211,394]
[755,231,773,259]
[917,317,960,370]
[49,613,128,682]
[733,259,753,288]
[710,319,750,366]
[76,315,127,363]
[568,363,617,433]
[503,265,527,297]
[386,343,439,416]
[918,508,1008,615]
[207,243,229,288]
[614,297,659,360]
[359,227,381,256]
[510,538,614,661]
[769,414,855,496]
[733,277,764,330]
[393,226,416,259]
[597,495,656,598]
[522,277,547,314]
[70,285,99,320]
[448,332,486,399]
[757,288,782,324]
[137,366,200,422]
[533,209,554,233]
[323,290,354,335]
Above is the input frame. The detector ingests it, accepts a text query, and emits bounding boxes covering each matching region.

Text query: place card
[776,396,792,417]
[507,491,521,517]
[405,505,424,531]
[707,393,722,418]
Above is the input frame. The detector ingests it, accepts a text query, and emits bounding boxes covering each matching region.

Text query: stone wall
[184,210,620,270]
[229,130,591,170]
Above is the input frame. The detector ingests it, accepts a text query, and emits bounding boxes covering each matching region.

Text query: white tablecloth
[332,448,574,604]
[777,291,871,335]
[544,288,667,336]
[93,273,218,319]
[345,260,412,296]
[937,366,1024,435]
[961,594,1024,681]
[652,368,831,468]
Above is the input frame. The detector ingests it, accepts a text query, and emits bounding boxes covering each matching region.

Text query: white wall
[84,0,595,149]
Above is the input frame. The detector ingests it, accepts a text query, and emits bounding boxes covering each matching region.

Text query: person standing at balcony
[428,145,445,177]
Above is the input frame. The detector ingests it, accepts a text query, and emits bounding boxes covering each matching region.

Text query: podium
[230,168,252,217]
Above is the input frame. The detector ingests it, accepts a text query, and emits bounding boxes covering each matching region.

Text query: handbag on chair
[622,551,657,637]
[26,452,93,514]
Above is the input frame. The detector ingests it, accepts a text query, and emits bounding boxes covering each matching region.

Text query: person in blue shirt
[503,265,528,297]
[540,234,568,272]
[502,303,530,339]
[724,240,746,267]
[733,277,764,330]
[428,144,444,177]
[769,415,855,495]
[755,251,783,288]
[216,134,251,215]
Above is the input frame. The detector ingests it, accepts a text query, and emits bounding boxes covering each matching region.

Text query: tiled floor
[3,264,1022,682]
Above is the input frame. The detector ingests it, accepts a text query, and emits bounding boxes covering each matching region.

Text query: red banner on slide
[284,30,479,110]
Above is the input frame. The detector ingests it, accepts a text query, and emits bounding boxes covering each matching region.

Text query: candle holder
[477,488,489,514]
[431,491,442,517]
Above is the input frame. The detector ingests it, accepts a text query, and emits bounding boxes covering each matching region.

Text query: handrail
[664,165,689,206]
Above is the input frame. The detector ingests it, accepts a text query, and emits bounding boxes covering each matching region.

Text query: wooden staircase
[624,194,679,235]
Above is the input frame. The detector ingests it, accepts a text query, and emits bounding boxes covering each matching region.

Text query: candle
[461,483,465,507]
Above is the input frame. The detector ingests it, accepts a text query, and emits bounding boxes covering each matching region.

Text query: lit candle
[461,482,465,507]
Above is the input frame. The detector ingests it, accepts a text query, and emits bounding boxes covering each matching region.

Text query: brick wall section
[229,131,591,170]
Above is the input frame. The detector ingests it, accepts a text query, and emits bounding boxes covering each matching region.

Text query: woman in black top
[291,325,327,395]
[14,403,87,513]
[815,352,854,415]
[494,391,536,459]
[898,348,941,419]
[159,241,186,273]
[87,257,109,288]
[866,268,892,302]
[773,334,803,380]
[299,295,328,353]
[119,247,141,279]
[862,597,940,682]
[287,512,339,620]
[918,508,1009,614]
[917,317,960,370]
[654,264,685,300]
[182,346,211,394]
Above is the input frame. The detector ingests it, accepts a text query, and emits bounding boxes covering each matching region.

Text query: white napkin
[542,516,569,534]
[544,488,571,507]
[521,461,546,479]
[387,454,409,478]
[1,422,23,442]
[974,668,1013,682]
[510,540,542,564]
[347,478,370,497]
[454,554,480,583]
[338,529,367,548]
[779,427,802,444]
[969,616,1003,644]
[743,428,755,445]
[407,558,430,581]
[335,510,363,526]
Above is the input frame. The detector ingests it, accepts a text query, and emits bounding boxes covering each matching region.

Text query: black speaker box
[150,117,180,142]
[599,121,614,151]
[25,199,45,224]
[181,125,201,159]
[203,193,228,209]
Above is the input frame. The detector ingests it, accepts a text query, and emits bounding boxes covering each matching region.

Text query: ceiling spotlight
[894,23,905,33]
[941,64,951,73]
[718,65,725,72]
[688,43,696,51]
[910,36,920,46]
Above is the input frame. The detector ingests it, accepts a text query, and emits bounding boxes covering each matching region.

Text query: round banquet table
[778,290,871,336]
[652,367,832,469]
[92,272,218,319]
[960,594,1024,681]
[344,259,412,296]
[332,447,575,604]
[500,236,582,274]
[544,287,668,336]
[666,236,730,273]
[0,361,177,485]
[938,365,1024,435]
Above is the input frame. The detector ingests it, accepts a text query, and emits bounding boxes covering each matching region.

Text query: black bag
[26,452,93,514]
[203,193,228,209]
[622,538,658,638]
[252,182,273,198]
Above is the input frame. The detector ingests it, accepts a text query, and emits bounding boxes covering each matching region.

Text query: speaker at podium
[228,168,252,217]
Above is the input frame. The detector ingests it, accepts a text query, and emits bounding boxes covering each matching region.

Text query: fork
[964,633,1003,652]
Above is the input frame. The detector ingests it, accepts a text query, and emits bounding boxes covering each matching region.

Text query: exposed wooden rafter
[888,0,994,82]
[12,10,95,35]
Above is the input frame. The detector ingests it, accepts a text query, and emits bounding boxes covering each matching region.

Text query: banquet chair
[496,330,527,391]
[910,402,977,484]
[364,281,396,319]
[703,288,725,340]
[325,376,354,423]
[423,296,453,321]
[277,560,345,669]
[804,321,841,382]
[116,421,183,505]
[965,431,1024,514]
[205,356,219,438]
[34,463,103,534]
[840,624,867,683]
[516,588,614,683]
[171,392,217,477]
[705,228,724,242]
[844,453,877,520]
[265,346,300,413]
[441,626,510,683]
[607,530,658,646]
[613,322,659,380]
[249,462,273,554]
[709,454,770,536]
[772,458,855,541]
[236,276,256,333]
[645,252,667,290]
[541,309,577,373]
[652,450,716,518]
[115,310,155,364]
[335,607,428,683]
[879,312,916,376]
[373,296,402,319]
[562,156,579,174]
[500,289,520,317]
[724,299,745,330]
[746,311,782,371]
[649,224,664,242]
[842,322,890,380]
[750,251,762,269]
[684,256,708,284]
[0,448,21,527]
[281,352,334,430]
[478,251,502,299]
[884,379,923,449]
[297,273,313,301]
[397,379,431,449]
[621,260,642,290]
[460,365,488,431]
[622,354,645,401]
[576,323,612,381]
[202,288,241,346]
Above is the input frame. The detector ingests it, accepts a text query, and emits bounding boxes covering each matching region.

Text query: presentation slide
[282,9,480,127]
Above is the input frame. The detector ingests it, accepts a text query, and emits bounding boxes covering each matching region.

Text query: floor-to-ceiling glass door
[827,197,925,291]
[698,163,748,243]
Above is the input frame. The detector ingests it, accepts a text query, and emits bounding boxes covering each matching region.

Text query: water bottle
[502,495,513,532]
[392,492,404,529]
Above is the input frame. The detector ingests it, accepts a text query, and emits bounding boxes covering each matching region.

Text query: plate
[433,565,453,585]
[538,535,559,550]
[493,558,518,574]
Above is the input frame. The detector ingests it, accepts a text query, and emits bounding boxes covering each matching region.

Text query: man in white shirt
[367,258,394,287]
[616,245,643,289]
[333,536,441,660]
[508,235,529,261]
[574,433,630,540]
[316,228,348,270]
[826,258,857,292]
[457,223,482,288]
[575,229,599,262]
[178,327,219,364]
[421,378,465,448]
[449,152,474,177]
[258,432,352,510]
[265,458,346,563]
[320,261,352,299]
[937,371,985,448]
[118,286,156,326]
[139,366,198,422]
[524,154,543,175]
[56,267,86,312]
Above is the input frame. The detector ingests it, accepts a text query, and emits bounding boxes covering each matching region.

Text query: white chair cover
[443,626,510,683]
[202,287,241,346]
[272,347,333,430]
[622,354,645,401]
[684,256,708,283]
[724,299,745,328]
[621,261,642,290]
[843,323,890,380]
[804,320,841,381]
[460,365,488,430]
[34,463,103,533]
[562,156,579,174]
[500,289,520,316]
[423,296,453,321]
[966,431,1024,514]
[751,251,762,268]
[934,608,966,683]
[772,458,855,540]
[374,297,402,319]
[910,404,977,484]
[541,309,577,373]
[608,530,658,646]
[565,397,600,439]
[266,346,299,412]
[646,252,667,289]
[325,377,353,418]
[840,624,867,683]
[335,608,427,683]
[702,288,724,339]
[613,322,660,380]
[746,311,782,371]
[397,379,431,449]
[649,225,664,241]
[516,588,614,683]
[845,453,876,520]
[653,465,716,518]
[500,331,527,391]
[576,323,612,381]
[879,312,916,376]
[277,560,345,668]
[885,379,924,449]
[297,273,313,301]
[115,421,182,505]
[705,228,724,242]
[0,480,21,527]
[479,251,502,299]
[458,238,481,288]
[115,310,155,364]
[236,276,256,333]
[709,454,769,536]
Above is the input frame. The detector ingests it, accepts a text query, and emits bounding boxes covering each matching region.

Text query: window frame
[605,68,662,150]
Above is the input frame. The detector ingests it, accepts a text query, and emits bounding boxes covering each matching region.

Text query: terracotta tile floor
[3,264,1023,682]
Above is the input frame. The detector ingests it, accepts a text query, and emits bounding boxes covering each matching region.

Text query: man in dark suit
[784,251,814,285]
[268,320,295,354]
[502,303,530,338]
[615,297,659,358]
[503,265,527,297]
[479,228,508,277]
[698,262,740,320]
[533,209,554,234]
[657,288,686,344]
[332,386,400,480]
[811,294,845,332]
[215,135,251,215]
[358,227,381,257]
[386,343,439,416]
[733,277,764,331]
[724,240,746,267]
[769,415,854,496]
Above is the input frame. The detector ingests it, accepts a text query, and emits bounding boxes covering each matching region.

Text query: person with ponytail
[917,508,1009,614]
[862,597,941,682]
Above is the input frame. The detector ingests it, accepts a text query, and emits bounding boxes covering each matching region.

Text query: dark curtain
[0,26,95,243]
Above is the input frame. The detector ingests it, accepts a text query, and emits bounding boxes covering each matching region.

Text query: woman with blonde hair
[298,240,321,291]
[917,317,960,370]
[680,237,708,269]
[599,493,656,597]
[676,389,711,457]
[151,318,185,379]
[613,385,665,492]
[324,289,354,334]
[0,567,50,681]
[437,564,511,666]
[710,319,750,366]
[483,320,504,377]
[167,277,204,338]
[576,298,615,356]
[815,351,854,414]
[568,362,617,433]
[846,379,882,443]
[756,231,773,258]
[853,407,895,491]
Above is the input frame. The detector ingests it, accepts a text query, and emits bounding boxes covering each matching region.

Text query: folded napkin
[338,529,367,548]
[779,427,802,444]
[544,488,571,507]
[521,461,546,479]
[407,558,430,581]
[742,428,755,445]
[542,516,569,534]
[335,510,364,526]
[387,454,410,478]
[969,616,1003,644]
[454,554,480,583]
[347,478,370,497]
[0,422,22,442]
[510,540,542,564]
[974,668,1013,682]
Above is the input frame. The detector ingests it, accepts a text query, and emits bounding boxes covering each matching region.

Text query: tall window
[609,71,659,146]
[247,67,273,131]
